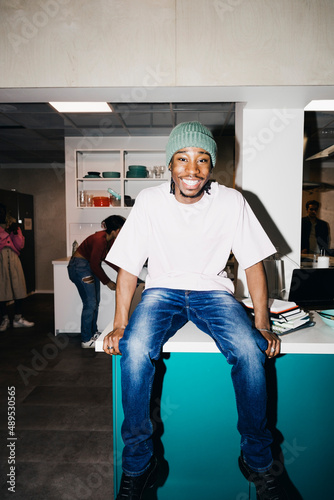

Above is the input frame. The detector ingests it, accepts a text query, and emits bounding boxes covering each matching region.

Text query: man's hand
[257,327,281,359]
[103,327,126,356]
[103,269,137,356]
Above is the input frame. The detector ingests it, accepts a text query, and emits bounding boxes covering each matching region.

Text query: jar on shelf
[78,190,87,207]
[108,188,121,206]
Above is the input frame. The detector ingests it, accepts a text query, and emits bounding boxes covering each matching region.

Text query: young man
[103,122,286,500]
[301,199,330,255]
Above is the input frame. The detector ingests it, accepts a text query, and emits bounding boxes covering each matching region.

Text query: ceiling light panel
[304,100,334,111]
[49,102,112,113]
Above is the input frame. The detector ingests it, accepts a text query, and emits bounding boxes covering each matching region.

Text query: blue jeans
[119,288,273,475]
[67,257,100,342]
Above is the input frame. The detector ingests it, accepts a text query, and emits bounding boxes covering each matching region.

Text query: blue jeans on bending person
[119,288,273,476]
[67,257,100,342]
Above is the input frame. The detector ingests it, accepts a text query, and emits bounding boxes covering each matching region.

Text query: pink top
[0,226,25,255]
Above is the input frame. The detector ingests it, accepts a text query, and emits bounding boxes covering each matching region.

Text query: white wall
[235,106,305,298]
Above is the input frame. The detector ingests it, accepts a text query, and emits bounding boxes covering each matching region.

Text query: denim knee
[231,331,267,367]
[120,333,153,375]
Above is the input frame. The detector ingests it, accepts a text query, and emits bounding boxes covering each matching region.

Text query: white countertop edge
[95,315,334,355]
[52,257,71,264]
[281,344,334,354]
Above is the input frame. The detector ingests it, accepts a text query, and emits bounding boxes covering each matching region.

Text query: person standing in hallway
[103,122,287,500]
[301,199,330,255]
[0,203,34,332]
[68,215,125,348]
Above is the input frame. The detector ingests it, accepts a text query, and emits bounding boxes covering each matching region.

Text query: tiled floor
[0,294,113,500]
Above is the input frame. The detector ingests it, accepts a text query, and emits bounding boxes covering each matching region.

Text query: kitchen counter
[96,312,334,499]
[95,311,334,354]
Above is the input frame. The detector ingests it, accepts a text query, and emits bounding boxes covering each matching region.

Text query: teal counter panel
[113,353,334,499]
[274,354,334,499]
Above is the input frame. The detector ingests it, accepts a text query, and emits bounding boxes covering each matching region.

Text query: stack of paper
[242,298,314,335]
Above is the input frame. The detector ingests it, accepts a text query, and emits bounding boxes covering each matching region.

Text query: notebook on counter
[242,298,298,315]
[288,268,334,310]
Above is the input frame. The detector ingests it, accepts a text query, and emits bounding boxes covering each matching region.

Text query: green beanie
[166,121,217,168]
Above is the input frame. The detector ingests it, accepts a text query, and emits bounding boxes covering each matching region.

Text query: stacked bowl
[318,310,334,329]
[102,171,120,178]
[126,165,148,178]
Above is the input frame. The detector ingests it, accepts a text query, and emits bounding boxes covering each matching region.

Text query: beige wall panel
[176,0,334,86]
[0,0,175,88]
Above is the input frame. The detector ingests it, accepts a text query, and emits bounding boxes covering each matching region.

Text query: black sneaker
[116,456,158,499]
[238,454,288,500]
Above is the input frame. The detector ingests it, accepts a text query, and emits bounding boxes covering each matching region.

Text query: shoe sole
[144,458,158,491]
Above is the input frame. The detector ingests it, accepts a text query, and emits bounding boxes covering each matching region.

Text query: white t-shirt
[106,182,276,294]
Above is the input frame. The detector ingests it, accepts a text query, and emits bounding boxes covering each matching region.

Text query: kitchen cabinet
[96,315,334,499]
[75,148,169,209]
[65,136,169,256]
[52,257,118,335]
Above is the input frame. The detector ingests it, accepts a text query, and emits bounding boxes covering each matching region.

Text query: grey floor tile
[0,461,114,500]
[0,430,113,463]
[1,295,115,500]
[14,404,113,431]
[15,369,112,388]
[54,356,111,372]
[21,386,112,406]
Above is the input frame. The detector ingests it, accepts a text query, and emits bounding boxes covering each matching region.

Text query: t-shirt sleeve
[231,197,276,270]
[105,191,150,277]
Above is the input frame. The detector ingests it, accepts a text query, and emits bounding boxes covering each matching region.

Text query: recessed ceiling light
[49,102,112,113]
[304,100,334,111]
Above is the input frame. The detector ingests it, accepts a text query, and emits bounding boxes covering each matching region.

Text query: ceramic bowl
[318,309,334,329]
[102,171,120,178]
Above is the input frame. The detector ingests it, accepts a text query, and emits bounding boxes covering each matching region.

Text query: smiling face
[169,147,212,204]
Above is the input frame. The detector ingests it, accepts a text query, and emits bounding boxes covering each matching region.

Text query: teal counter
[96,315,334,499]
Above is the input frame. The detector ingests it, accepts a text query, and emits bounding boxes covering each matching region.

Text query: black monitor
[288,268,334,310]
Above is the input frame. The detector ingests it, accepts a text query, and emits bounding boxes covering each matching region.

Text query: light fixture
[304,100,334,111]
[49,102,112,113]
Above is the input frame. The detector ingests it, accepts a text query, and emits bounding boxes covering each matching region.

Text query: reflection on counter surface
[300,253,334,268]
